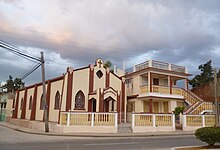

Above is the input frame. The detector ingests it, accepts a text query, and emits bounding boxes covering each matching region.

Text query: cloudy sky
[0,0,220,85]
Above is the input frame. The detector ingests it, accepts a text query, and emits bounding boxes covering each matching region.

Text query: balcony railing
[152,85,170,94]
[125,60,186,74]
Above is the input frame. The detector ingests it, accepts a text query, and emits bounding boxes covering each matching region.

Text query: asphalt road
[0,126,204,150]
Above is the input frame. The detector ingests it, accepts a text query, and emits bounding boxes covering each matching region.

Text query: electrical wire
[20,63,41,80]
[0,40,41,62]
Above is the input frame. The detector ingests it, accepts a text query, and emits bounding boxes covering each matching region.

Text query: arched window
[54,91,60,109]
[20,98,23,110]
[40,94,44,110]
[75,90,85,110]
[29,96,32,110]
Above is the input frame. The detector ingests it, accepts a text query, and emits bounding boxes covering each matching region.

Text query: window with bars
[74,90,85,110]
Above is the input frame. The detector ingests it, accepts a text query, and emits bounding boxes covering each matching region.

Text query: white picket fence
[60,112,118,127]
[182,114,215,131]
[132,113,175,133]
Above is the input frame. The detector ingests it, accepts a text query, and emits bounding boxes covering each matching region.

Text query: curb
[0,123,194,138]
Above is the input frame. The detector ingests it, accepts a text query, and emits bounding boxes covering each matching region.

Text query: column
[148,72,152,92]
[185,79,188,91]
[169,76,172,94]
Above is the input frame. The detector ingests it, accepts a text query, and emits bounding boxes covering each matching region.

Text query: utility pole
[214,68,219,126]
[40,52,49,132]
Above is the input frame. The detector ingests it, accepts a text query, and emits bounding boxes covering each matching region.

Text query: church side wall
[25,88,34,119]
[49,80,63,122]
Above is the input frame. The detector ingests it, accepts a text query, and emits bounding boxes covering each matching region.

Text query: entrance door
[92,99,96,112]
[88,98,96,112]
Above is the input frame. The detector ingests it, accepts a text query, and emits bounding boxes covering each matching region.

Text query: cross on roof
[97,59,103,68]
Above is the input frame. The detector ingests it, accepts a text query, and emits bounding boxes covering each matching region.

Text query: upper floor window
[125,78,133,88]
[75,90,85,110]
[54,91,60,109]
[141,76,148,86]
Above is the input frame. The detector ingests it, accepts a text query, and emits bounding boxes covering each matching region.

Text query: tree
[189,60,214,88]
[103,60,113,69]
[3,75,25,92]
[103,60,114,72]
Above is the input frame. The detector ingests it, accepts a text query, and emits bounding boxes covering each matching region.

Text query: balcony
[139,85,183,99]
[125,60,187,74]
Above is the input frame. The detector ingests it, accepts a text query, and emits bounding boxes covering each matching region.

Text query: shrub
[173,106,185,116]
[195,127,220,147]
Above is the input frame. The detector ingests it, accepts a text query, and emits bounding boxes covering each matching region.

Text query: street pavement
[0,125,205,150]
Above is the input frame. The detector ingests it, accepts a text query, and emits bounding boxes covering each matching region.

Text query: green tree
[3,75,25,92]
[189,60,214,88]
[104,60,115,73]
[103,60,113,69]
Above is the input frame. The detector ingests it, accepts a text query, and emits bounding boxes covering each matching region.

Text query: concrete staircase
[117,123,132,134]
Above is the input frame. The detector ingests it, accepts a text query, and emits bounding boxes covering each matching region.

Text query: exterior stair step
[117,123,132,134]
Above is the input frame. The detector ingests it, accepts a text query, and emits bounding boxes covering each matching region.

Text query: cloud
[0,0,220,84]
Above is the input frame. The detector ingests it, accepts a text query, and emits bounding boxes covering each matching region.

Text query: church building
[12,59,126,125]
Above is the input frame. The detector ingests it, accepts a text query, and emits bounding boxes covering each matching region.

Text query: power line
[20,63,41,80]
[0,40,41,62]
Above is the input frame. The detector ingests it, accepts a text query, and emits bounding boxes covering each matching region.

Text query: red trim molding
[150,72,152,92]
[21,88,28,119]
[99,89,104,112]
[30,85,38,120]
[66,71,73,111]
[169,76,172,94]
[89,66,94,94]
[12,90,20,118]
[106,70,110,88]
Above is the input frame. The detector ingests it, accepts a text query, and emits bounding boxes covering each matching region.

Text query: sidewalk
[0,122,194,137]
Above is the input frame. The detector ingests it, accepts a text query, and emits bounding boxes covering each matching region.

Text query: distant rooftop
[125,60,187,74]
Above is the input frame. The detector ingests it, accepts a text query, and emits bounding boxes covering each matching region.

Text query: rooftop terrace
[125,60,187,74]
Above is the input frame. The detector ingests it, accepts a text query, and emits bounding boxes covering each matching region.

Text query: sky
[0,0,220,86]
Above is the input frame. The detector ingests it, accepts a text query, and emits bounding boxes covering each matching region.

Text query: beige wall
[93,66,106,92]
[109,74,121,91]
[72,68,89,111]
[49,80,63,122]
[25,88,34,120]
[17,90,25,119]
[35,84,48,121]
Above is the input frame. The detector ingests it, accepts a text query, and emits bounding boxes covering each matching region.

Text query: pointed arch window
[29,96,32,110]
[40,94,44,110]
[54,91,60,109]
[75,90,85,110]
[20,98,24,110]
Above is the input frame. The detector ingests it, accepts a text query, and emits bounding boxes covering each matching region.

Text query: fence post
[202,115,205,127]
[91,113,94,127]
[67,113,70,126]
[115,113,118,128]
[183,115,186,128]
[172,114,175,128]
[153,115,156,127]
[132,113,135,128]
